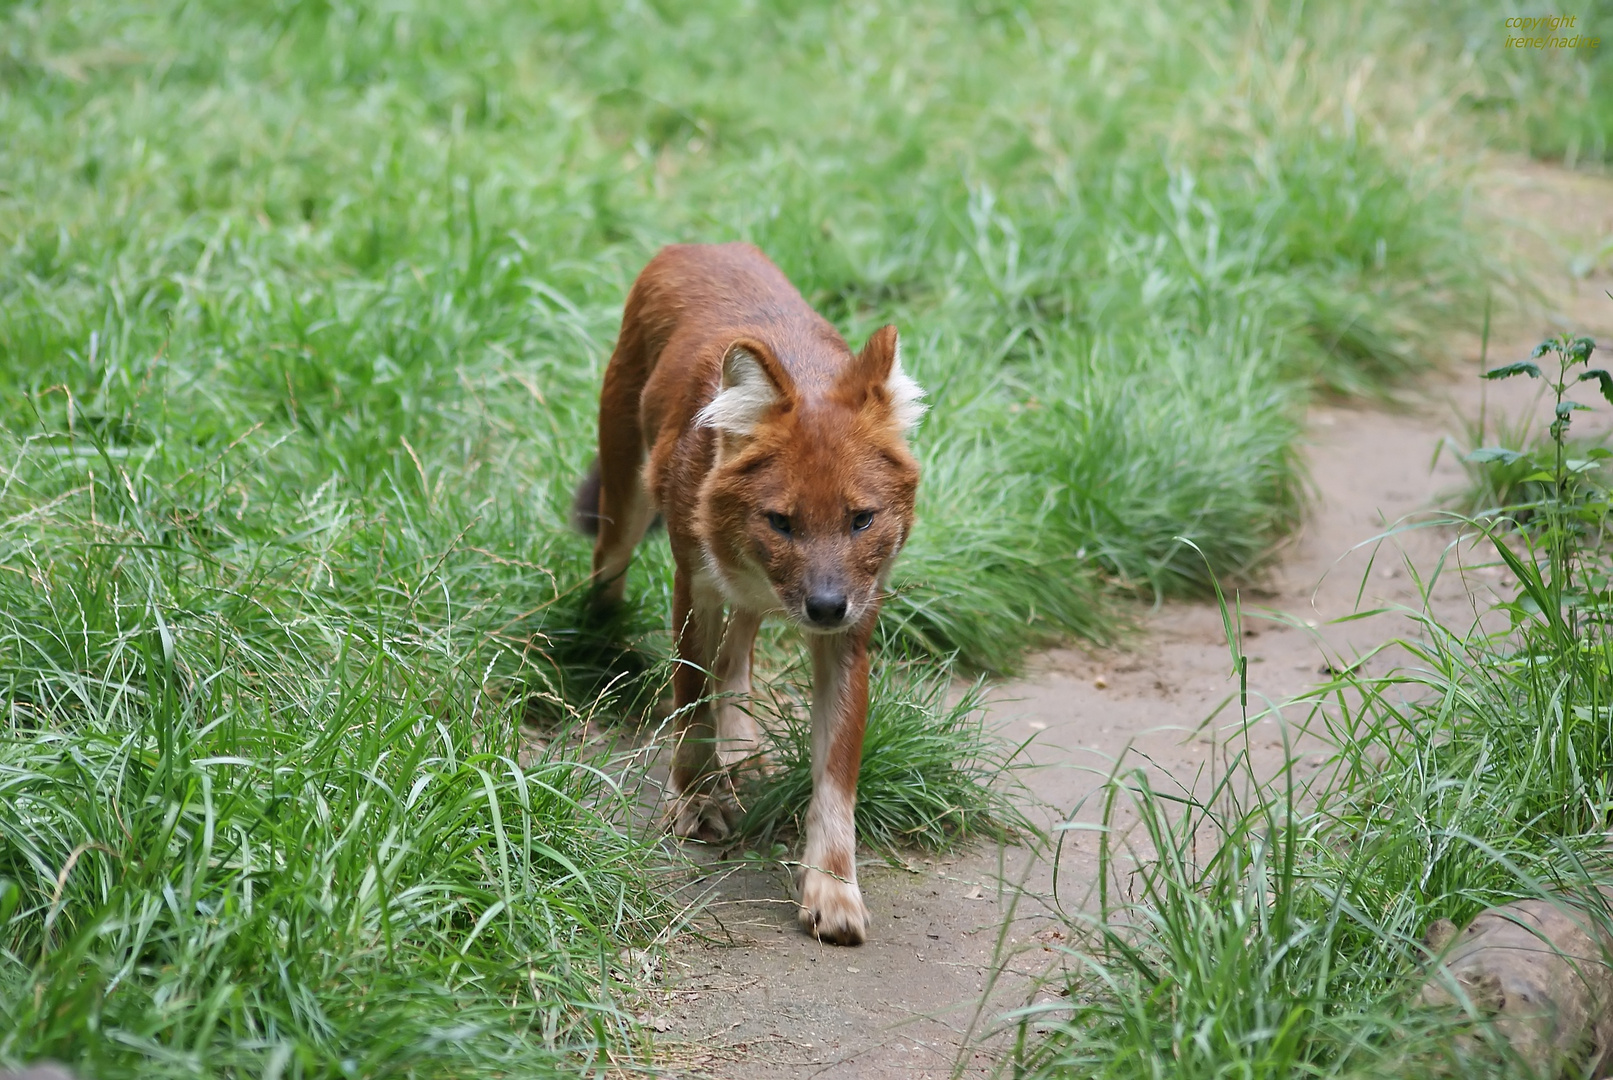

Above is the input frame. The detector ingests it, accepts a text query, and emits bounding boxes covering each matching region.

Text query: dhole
[574,243,924,945]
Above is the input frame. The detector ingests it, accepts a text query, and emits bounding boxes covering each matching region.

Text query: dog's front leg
[668,574,738,841]
[712,607,766,775]
[797,624,872,945]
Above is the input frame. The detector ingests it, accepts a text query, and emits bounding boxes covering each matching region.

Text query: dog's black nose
[805,591,849,627]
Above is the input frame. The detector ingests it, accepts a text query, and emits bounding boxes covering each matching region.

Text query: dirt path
[646,160,1613,1079]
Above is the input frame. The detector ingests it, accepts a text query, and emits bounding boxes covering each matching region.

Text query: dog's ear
[843,324,926,433]
[696,339,796,435]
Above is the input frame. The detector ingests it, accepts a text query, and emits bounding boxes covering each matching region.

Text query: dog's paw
[668,791,737,843]
[797,868,869,945]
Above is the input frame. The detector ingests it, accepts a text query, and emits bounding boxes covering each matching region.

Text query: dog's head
[697,325,924,631]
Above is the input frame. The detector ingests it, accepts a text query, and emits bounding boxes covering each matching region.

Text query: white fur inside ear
[888,339,927,432]
[696,346,779,435]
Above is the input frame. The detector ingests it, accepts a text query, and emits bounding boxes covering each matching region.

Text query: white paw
[668,790,736,842]
[797,867,869,945]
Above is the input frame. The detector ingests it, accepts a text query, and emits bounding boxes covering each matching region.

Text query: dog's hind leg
[589,327,657,611]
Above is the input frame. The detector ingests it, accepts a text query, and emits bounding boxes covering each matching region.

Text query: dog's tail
[571,456,663,537]
[571,457,604,536]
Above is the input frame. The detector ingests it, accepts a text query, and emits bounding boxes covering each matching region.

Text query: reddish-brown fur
[580,243,922,945]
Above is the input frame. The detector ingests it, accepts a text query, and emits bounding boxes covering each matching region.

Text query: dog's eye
[851,510,875,532]
[766,512,793,536]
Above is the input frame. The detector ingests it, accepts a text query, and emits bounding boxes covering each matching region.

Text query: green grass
[1007,590,1613,1078]
[0,440,669,1076]
[0,0,1543,1074]
[1013,340,1613,1078]
[0,0,1502,667]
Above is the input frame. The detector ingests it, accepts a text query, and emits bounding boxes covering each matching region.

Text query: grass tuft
[737,658,1035,854]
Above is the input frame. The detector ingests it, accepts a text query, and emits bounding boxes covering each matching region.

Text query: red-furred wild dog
[574,243,924,945]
